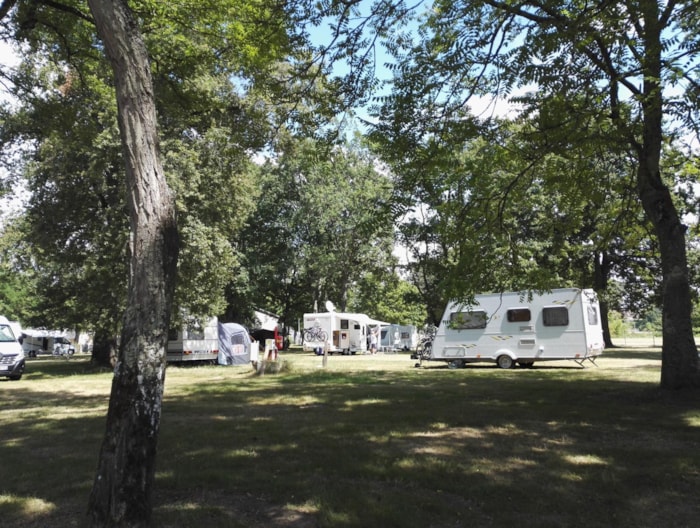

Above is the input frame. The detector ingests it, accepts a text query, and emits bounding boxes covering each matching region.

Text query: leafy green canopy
[367,1,699,302]
[236,134,409,328]
[0,0,341,333]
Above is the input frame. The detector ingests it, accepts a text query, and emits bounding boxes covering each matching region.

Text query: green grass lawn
[1,348,699,527]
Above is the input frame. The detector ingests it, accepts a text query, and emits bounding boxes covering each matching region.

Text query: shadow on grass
[601,348,663,361]
[3,360,699,527]
[20,357,111,380]
[152,369,699,527]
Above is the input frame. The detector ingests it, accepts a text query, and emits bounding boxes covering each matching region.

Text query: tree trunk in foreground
[638,158,699,389]
[636,4,699,389]
[87,0,179,526]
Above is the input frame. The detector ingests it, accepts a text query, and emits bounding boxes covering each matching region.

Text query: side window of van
[449,310,487,329]
[507,308,531,322]
[543,306,569,326]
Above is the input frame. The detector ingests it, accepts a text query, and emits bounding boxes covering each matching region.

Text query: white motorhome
[167,317,219,363]
[303,312,388,355]
[416,288,604,369]
[20,331,76,357]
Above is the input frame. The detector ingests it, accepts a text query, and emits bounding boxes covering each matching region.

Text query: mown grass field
[1,347,699,527]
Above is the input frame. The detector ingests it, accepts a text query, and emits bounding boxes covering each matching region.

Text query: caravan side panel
[398,325,418,351]
[167,317,219,363]
[430,289,604,366]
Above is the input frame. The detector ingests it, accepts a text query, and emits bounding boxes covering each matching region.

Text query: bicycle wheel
[419,341,432,360]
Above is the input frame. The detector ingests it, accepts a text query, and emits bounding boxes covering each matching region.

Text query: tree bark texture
[87,0,179,526]
[91,329,118,368]
[638,161,699,389]
[593,251,614,349]
[636,2,699,389]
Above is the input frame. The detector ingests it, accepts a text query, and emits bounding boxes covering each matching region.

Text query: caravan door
[581,290,605,357]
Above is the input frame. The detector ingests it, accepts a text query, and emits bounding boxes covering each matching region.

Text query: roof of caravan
[446,288,587,308]
[304,312,390,326]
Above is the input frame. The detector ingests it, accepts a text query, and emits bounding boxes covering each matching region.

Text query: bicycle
[303,327,328,343]
[412,325,436,366]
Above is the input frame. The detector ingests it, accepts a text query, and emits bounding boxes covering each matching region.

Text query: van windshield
[0,324,16,342]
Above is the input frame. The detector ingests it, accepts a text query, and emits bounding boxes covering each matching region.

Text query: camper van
[21,332,76,357]
[303,312,387,355]
[167,317,219,363]
[415,288,604,369]
[0,315,25,380]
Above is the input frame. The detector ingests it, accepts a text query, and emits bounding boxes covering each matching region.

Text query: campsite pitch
[1,348,698,527]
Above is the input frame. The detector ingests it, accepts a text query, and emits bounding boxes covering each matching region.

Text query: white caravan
[303,312,388,355]
[380,324,418,352]
[167,317,219,363]
[167,316,259,367]
[417,288,604,369]
[397,325,418,351]
[380,324,401,351]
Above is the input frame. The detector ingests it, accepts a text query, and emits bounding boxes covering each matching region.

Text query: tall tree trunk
[87,0,179,526]
[91,328,118,368]
[593,251,614,349]
[636,2,699,389]
[638,160,698,389]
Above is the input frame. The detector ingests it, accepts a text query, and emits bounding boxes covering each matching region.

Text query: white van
[0,316,25,380]
[416,288,604,369]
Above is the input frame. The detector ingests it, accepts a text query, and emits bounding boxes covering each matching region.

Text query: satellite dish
[325,300,336,312]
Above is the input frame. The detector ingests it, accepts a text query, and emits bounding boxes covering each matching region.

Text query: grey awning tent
[218,322,253,366]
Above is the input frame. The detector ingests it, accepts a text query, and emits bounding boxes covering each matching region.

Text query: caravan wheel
[448,359,464,369]
[496,355,514,369]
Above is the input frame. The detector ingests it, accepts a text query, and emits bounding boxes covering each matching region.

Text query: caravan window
[186,327,205,340]
[449,310,487,329]
[587,305,599,325]
[507,308,531,322]
[340,319,349,330]
[543,306,569,326]
[230,332,246,345]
